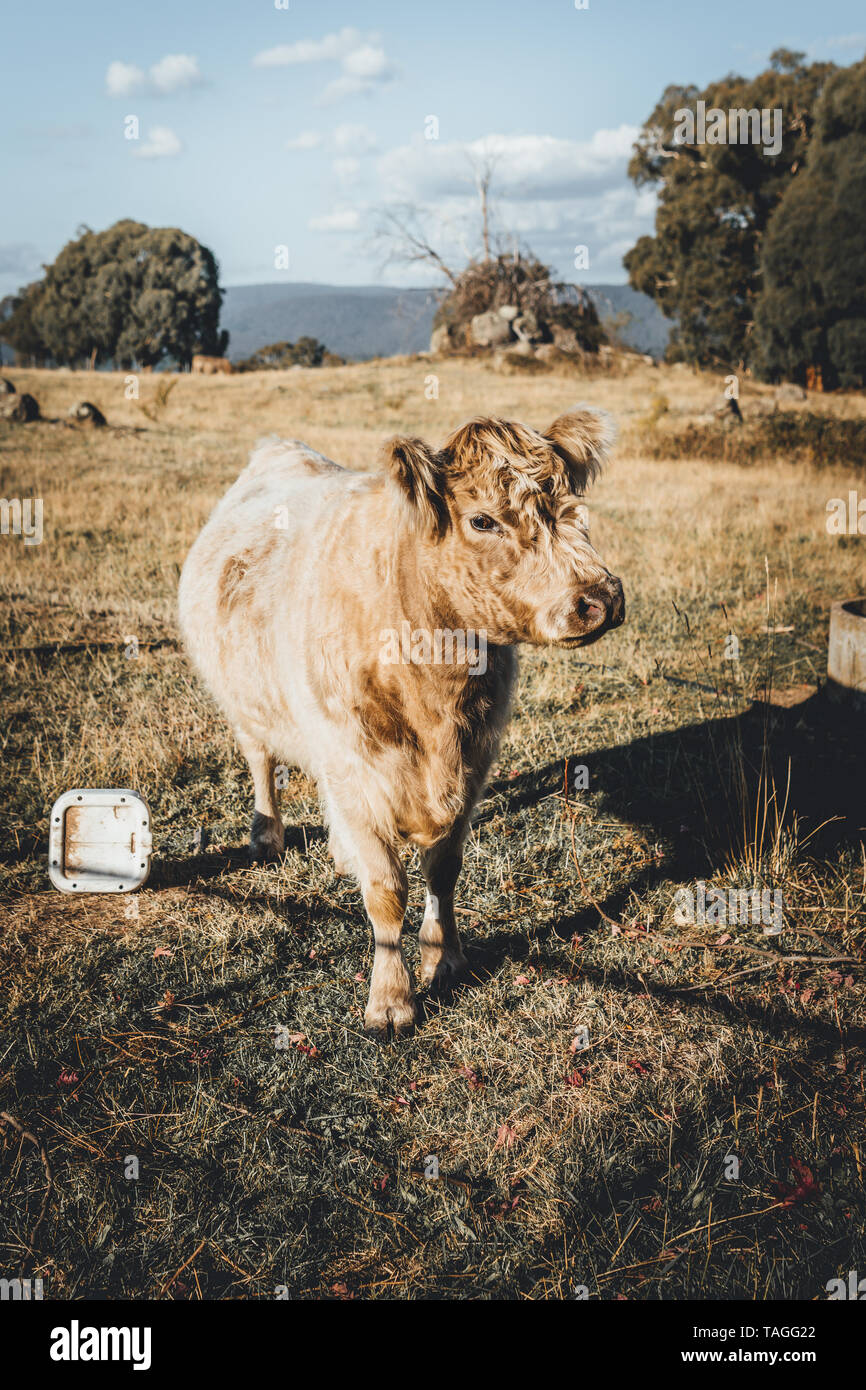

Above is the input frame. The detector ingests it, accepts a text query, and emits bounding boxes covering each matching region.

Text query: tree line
[0,220,227,370]
[626,49,866,388]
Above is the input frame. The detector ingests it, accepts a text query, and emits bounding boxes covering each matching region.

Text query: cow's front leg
[237,730,284,863]
[348,828,414,1035]
[419,833,469,989]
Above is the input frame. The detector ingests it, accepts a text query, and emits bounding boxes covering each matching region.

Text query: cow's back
[178,438,374,760]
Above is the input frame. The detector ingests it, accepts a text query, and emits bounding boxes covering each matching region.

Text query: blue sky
[1,0,864,297]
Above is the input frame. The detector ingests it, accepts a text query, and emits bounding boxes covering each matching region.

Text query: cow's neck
[380,517,503,729]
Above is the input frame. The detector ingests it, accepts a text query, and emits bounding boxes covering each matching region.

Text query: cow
[178,409,624,1036]
[191,355,233,375]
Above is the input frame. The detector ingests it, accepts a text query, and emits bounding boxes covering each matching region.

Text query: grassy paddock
[1,358,864,1300]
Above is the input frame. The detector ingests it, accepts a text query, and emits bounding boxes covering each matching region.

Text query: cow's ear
[383,435,448,537]
[545,408,615,491]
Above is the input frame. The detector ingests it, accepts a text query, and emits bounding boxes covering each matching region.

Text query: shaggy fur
[178,409,624,1034]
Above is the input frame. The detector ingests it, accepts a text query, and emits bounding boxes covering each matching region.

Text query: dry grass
[1,357,864,1301]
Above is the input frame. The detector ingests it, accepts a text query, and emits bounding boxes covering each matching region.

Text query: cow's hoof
[249,812,284,864]
[421,950,469,992]
[364,999,416,1039]
[249,842,282,864]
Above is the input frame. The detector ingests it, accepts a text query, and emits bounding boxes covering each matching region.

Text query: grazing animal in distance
[191,355,233,375]
[178,409,624,1036]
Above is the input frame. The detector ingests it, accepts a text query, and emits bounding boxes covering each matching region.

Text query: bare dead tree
[374,204,461,286]
[465,148,500,262]
[375,147,501,284]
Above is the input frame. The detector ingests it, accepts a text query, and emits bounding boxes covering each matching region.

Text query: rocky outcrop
[69,401,107,427]
[0,392,39,422]
[469,311,513,348]
[430,324,454,354]
[512,311,543,343]
[775,382,807,402]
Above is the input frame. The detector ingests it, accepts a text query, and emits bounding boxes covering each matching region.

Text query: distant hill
[221,281,670,363]
[221,284,440,364]
[586,284,671,358]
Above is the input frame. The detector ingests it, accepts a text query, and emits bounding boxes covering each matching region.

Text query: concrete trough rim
[826,595,866,711]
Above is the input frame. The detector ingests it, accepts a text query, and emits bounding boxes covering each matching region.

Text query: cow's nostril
[578,594,607,626]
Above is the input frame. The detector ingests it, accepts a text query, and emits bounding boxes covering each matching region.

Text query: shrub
[235,337,343,371]
[640,410,866,466]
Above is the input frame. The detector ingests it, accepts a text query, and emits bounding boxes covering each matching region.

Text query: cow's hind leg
[419,828,470,990]
[237,731,284,863]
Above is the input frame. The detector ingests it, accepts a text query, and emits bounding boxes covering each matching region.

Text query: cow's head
[384,409,624,647]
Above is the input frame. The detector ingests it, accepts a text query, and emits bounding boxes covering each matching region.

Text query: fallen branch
[157,1238,207,1299]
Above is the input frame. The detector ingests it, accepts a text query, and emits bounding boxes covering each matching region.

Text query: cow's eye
[470,514,500,533]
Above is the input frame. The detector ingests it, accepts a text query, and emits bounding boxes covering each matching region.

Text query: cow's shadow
[152,689,863,1022]
[477,687,865,946]
[149,824,327,889]
[156,690,863,918]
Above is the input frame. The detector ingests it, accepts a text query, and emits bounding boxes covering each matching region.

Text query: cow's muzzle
[562,575,625,645]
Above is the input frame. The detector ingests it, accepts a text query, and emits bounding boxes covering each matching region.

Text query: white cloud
[342,44,390,80]
[308,207,361,232]
[135,126,183,159]
[333,122,378,153]
[106,61,145,97]
[322,50,394,104]
[286,130,324,150]
[373,128,652,284]
[106,54,204,97]
[378,128,640,203]
[253,27,394,103]
[150,54,203,93]
[253,28,364,67]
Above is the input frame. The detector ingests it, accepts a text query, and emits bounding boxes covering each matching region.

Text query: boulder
[68,401,107,427]
[470,311,513,348]
[497,304,519,321]
[551,325,582,353]
[775,382,807,402]
[512,311,543,343]
[0,392,39,422]
[430,324,455,354]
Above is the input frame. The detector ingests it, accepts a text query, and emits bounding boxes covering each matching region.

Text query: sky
[1,0,864,298]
